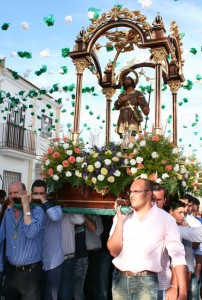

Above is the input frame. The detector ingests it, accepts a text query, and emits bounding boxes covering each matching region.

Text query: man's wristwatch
[24,211,31,216]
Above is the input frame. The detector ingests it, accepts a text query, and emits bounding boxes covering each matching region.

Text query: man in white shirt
[107,179,187,300]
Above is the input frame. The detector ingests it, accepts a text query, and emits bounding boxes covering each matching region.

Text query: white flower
[128,143,134,149]
[182,181,187,187]
[180,167,187,174]
[112,157,119,162]
[130,159,136,166]
[114,170,121,177]
[173,164,179,172]
[94,161,101,168]
[172,148,179,154]
[92,177,97,184]
[133,149,137,155]
[53,174,59,181]
[45,159,50,166]
[72,141,77,146]
[76,156,82,163]
[75,170,82,177]
[131,168,137,174]
[116,152,122,157]
[151,152,159,159]
[66,150,73,155]
[54,142,59,146]
[98,174,105,181]
[92,153,99,158]
[140,140,146,147]
[123,159,128,165]
[156,178,162,183]
[90,150,95,155]
[162,173,169,180]
[63,143,69,149]
[56,165,63,172]
[66,171,72,177]
[136,156,143,163]
[81,162,87,168]
[88,11,95,20]
[140,174,147,179]
[104,159,111,165]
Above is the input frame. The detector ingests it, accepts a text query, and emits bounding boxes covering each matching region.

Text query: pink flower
[152,135,160,141]
[126,168,131,175]
[62,160,69,167]
[74,147,81,154]
[165,165,172,171]
[41,172,46,178]
[150,173,157,181]
[63,137,68,142]
[52,152,60,159]
[55,137,60,142]
[48,168,53,176]
[68,156,76,164]
[161,160,167,165]
[48,147,54,154]
[137,163,144,169]
[43,156,48,162]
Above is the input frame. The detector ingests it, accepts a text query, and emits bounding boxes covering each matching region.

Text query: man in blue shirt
[0,181,44,300]
[31,179,63,300]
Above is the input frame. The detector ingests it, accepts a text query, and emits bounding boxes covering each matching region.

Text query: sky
[0,0,202,162]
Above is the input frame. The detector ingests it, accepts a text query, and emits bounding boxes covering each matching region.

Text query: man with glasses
[107,179,187,300]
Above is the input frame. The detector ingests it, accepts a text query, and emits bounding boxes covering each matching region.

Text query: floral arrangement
[40,133,202,197]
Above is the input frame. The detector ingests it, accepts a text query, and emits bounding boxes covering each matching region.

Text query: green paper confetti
[88,7,101,20]
[180,32,185,38]
[1,23,10,30]
[43,14,55,26]
[190,48,197,55]
[196,74,202,81]
[183,97,188,103]
[60,66,68,74]
[61,48,70,58]
[161,104,166,109]
[17,51,32,59]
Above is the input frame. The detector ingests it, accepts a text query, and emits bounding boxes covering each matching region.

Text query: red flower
[68,156,76,164]
[52,152,60,159]
[152,135,160,141]
[43,156,48,162]
[55,137,60,142]
[165,165,172,171]
[63,137,68,142]
[74,147,81,154]
[41,172,46,178]
[48,147,54,154]
[62,160,69,167]
[48,168,53,176]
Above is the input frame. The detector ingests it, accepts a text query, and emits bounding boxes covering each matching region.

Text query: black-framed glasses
[127,190,150,196]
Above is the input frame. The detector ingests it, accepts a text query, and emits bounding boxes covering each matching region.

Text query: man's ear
[169,209,174,216]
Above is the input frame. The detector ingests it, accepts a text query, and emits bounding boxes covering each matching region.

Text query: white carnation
[94,161,101,168]
[128,143,134,149]
[140,173,147,179]
[182,180,187,187]
[151,152,159,159]
[63,143,69,149]
[140,140,146,147]
[124,159,129,165]
[66,171,72,177]
[136,156,143,163]
[114,170,121,177]
[104,159,111,165]
[131,168,137,174]
[172,148,179,154]
[156,178,162,183]
[162,173,169,180]
[116,152,122,157]
[173,164,179,172]
[98,174,105,181]
[54,142,59,146]
[76,156,82,163]
[45,159,50,166]
[53,174,59,181]
[66,150,73,155]
[130,159,136,166]
[56,165,63,172]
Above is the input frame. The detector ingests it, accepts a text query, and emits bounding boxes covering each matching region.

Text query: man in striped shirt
[0,181,44,300]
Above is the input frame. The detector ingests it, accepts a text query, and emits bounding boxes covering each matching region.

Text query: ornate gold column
[103,87,115,145]
[168,80,181,146]
[72,58,89,142]
[151,47,168,135]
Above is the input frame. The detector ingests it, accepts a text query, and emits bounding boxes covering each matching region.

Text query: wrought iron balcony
[0,123,36,157]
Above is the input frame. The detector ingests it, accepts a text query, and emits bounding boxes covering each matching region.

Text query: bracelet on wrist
[169,284,178,289]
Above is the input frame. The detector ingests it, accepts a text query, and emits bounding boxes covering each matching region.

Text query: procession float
[40,5,202,215]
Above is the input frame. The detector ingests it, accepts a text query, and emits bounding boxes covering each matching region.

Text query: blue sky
[0,0,202,162]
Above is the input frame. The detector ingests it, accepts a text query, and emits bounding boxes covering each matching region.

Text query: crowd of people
[0,178,202,300]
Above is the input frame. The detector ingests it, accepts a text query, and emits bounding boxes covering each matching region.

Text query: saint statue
[114,74,150,141]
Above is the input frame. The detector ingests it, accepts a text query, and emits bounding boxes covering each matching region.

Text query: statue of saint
[114,76,150,140]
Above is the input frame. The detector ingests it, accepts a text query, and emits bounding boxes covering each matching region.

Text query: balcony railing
[0,123,36,155]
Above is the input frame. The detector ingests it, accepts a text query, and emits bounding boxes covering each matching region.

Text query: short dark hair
[165,194,186,212]
[0,190,6,198]
[151,182,168,198]
[31,179,47,193]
